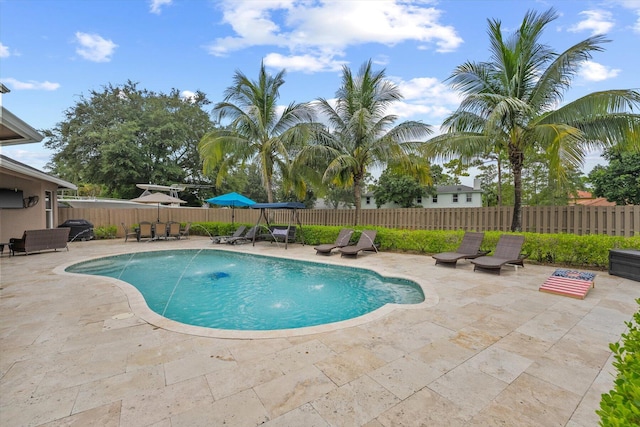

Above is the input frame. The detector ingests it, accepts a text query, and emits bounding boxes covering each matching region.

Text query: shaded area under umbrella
[205,192,256,224]
[131,192,187,222]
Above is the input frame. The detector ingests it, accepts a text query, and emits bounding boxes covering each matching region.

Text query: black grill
[58,219,95,241]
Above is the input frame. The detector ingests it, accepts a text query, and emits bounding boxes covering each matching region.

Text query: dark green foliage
[598,299,640,426]
[93,225,117,239]
[44,81,214,200]
[589,151,640,205]
[372,169,425,208]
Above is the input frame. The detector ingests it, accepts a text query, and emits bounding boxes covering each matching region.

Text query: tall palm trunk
[509,147,524,232]
[497,157,503,207]
[353,178,362,226]
[266,179,274,204]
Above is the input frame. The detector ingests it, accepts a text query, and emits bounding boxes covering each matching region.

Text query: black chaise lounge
[432,232,487,267]
[212,225,246,244]
[471,234,526,274]
[339,230,378,258]
[226,226,259,245]
[314,228,354,255]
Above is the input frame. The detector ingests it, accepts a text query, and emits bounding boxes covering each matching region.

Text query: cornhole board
[539,269,596,299]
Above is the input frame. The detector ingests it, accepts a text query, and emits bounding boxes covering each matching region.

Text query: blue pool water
[66,250,425,331]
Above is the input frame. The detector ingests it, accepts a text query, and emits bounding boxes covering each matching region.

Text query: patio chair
[227,225,259,245]
[314,228,354,255]
[122,223,138,243]
[137,222,153,242]
[179,222,191,239]
[154,222,168,240]
[339,230,378,258]
[212,225,247,244]
[471,234,526,274]
[432,232,488,267]
[167,221,181,239]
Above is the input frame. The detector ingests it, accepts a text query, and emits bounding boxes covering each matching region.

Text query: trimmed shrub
[190,222,639,268]
[94,225,117,239]
[598,299,640,426]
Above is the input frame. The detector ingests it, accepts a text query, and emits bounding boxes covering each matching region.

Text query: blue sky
[2,0,639,184]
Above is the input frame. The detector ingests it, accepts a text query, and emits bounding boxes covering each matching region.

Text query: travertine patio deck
[1,237,637,426]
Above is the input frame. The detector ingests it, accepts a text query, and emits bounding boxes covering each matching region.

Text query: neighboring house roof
[570,190,616,207]
[0,154,76,190]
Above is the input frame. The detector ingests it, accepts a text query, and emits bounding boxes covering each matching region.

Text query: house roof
[570,190,616,207]
[0,154,76,190]
[436,184,481,193]
[0,107,44,146]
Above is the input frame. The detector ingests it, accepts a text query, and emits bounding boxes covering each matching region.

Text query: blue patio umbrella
[205,192,256,224]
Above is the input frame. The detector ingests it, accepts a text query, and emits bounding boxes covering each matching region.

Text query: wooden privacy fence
[59,205,639,237]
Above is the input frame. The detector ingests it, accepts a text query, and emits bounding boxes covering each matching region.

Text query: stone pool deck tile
[1,237,638,426]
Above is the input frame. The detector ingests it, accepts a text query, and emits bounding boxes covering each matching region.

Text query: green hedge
[179,222,640,269]
[598,299,640,426]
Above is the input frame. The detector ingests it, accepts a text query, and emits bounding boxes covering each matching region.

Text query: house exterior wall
[0,170,61,242]
[361,189,483,209]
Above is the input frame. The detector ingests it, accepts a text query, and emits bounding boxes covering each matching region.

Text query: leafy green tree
[424,8,640,231]
[198,63,316,203]
[323,185,356,209]
[303,60,433,225]
[44,81,214,200]
[589,151,640,205]
[373,168,425,208]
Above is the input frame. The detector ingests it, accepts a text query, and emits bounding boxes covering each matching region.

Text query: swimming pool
[66,249,425,332]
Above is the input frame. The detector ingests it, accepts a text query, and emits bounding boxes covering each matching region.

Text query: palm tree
[425,8,640,231]
[304,60,433,225]
[198,63,316,203]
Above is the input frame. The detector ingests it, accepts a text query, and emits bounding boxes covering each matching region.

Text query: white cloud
[263,52,345,73]
[0,42,10,58]
[395,76,461,105]
[1,77,60,91]
[569,10,614,35]
[579,61,620,81]
[74,32,118,62]
[180,90,197,102]
[207,1,463,73]
[608,1,640,33]
[149,0,173,15]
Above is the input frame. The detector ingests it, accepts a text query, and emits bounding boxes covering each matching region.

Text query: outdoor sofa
[9,228,70,255]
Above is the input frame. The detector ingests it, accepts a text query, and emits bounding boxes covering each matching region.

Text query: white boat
[58,196,159,209]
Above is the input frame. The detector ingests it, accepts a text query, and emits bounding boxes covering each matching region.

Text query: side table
[0,242,13,256]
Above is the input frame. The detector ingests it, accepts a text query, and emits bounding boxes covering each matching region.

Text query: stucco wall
[0,171,60,242]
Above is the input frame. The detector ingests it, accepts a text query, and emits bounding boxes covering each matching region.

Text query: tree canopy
[44,81,214,200]
[589,150,640,205]
[302,60,433,225]
[198,63,316,203]
[373,168,425,208]
[424,8,640,230]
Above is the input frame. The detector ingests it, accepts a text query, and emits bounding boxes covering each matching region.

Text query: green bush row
[189,222,639,269]
[598,299,640,426]
[94,225,117,239]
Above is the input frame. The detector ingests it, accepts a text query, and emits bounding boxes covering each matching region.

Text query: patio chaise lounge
[314,228,354,255]
[471,234,526,274]
[212,225,246,244]
[226,225,259,245]
[432,231,488,267]
[339,230,378,258]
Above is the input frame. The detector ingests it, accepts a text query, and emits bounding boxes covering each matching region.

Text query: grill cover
[58,219,95,241]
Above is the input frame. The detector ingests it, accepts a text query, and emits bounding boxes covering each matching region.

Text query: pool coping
[55,246,440,339]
